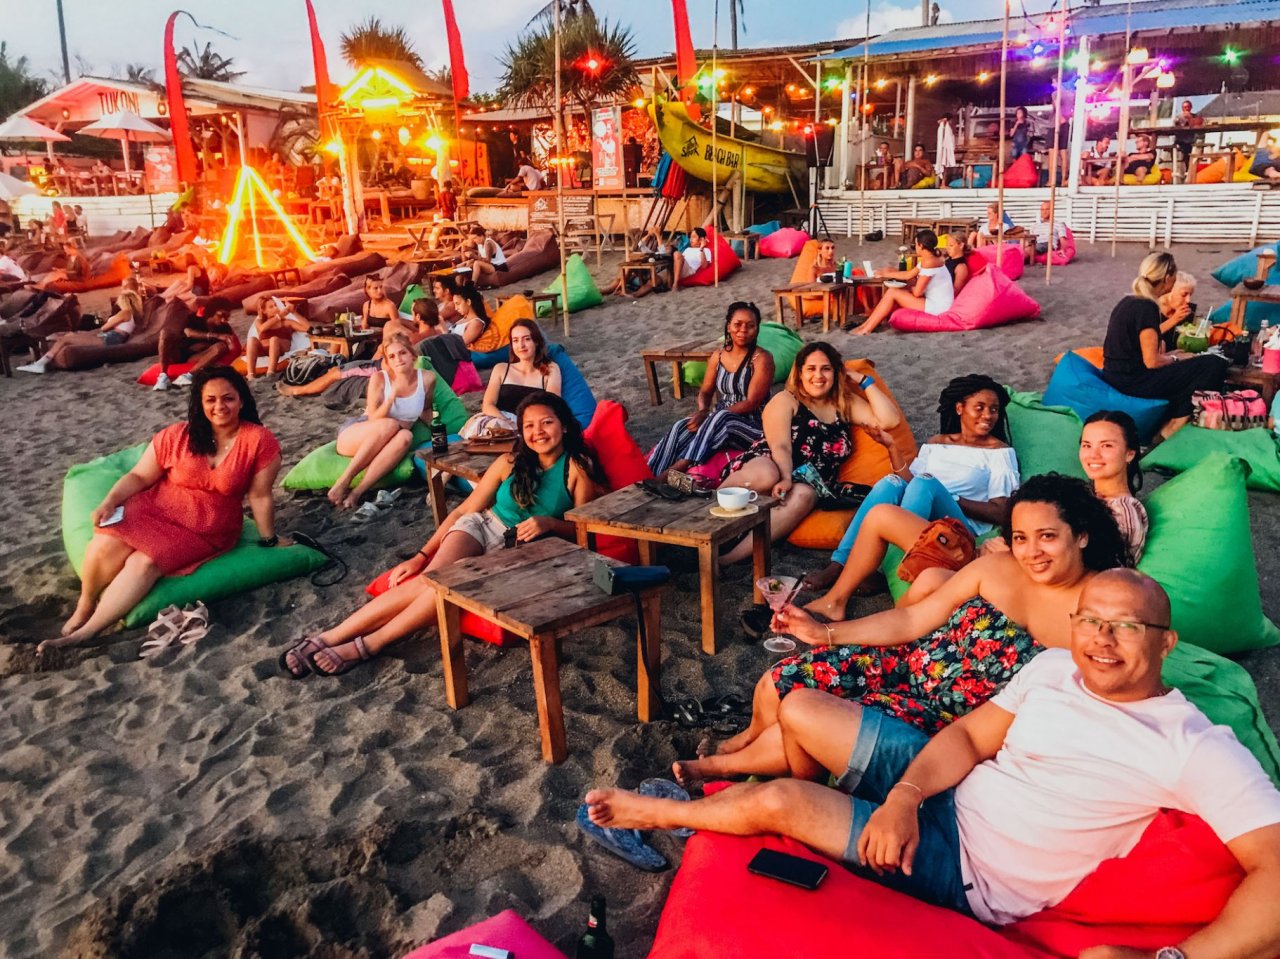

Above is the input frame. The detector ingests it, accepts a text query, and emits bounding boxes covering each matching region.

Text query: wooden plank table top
[307,329,379,358]
[721,231,761,260]
[566,484,775,654]
[416,446,503,525]
[639,338,720,405]
[773,280,870,333]
[900,217,937,245]
[423,536,665,763]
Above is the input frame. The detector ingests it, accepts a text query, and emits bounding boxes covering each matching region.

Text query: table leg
[1230,297,1246,333]
[637,540,656,565]
[426,467,448,526]
[436,597,470,709]
[529,635,568,764]
[671,362,685,401]
[775,293,785,326]
[575,523,590,549]
[751,513,771,605]
[697,543,720,655]
[643,358,661,406]
[636,592,662,722]
[822,293,832,334]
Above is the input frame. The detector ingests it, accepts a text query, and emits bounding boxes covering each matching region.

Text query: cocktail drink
[755,575,801,653]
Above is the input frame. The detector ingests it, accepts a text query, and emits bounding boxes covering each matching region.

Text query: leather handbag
[897,517,977,584]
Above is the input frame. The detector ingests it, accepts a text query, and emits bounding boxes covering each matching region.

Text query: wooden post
[1067,35,1091,195]
[839,62,853,189]
[858,0,871,244]
[1045,4,1068,286]
[554,0,569,335]
[996,0,1010,270]
[904,75,917,159]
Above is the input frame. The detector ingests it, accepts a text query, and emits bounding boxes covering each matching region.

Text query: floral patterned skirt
[771,597,1041,735]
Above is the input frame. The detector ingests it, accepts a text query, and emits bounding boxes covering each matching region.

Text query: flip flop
[575,803,668,872]
[353,502,382,522]
[374,488,404,508]
[740,604,772,640]
[638,778,694,838]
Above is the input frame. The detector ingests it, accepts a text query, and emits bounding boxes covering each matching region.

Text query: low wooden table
[416,447,502,526]
[933,217,978,238]
[423,537,664,764]
[495,291,560,315]
[307,328,378,358]
[566,485,774,655]
[1229,285,1280,333]
[900,217,936,246]
[1226,364,1280,407]
[618,258,659,293]
[270,266,302,287]
[722,232,761,261]
[774,281,856,333]
[639,338,719,405]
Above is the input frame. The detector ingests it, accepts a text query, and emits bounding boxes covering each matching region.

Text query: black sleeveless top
[497,364,549,414]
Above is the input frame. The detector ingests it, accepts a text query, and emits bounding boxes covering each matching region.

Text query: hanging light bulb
[1127,47,1149,65]
[1156,71,1175,89]
[397,126,411,146]
[977,71,991,83]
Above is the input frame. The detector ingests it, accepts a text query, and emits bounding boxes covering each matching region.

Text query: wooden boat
[649,95,807,195]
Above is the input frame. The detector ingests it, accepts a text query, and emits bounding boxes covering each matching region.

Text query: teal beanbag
[745,220,781,237]
[282,362,468,491]
[1043,352,1168,444]
[681,322,805,388]
[398,283,427,314]
[1137,453,1280,655]
[62,444,327,628]
[1142,426,1280,492]
[548,342,597,427]
[1004,389,1088,482]
[1211,243,1280,288]
[536,253,603,316]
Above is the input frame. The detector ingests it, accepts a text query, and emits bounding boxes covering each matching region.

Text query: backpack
[283,351,341,387]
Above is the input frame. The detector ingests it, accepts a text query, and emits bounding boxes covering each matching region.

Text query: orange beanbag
[469,294,535,355]
[788,359,917,548]
[43,253,131,294]
[1053,345,1104,369]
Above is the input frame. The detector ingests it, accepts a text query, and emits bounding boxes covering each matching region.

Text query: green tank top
[492,453,574,527]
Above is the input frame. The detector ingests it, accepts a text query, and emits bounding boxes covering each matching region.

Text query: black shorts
[496,262,509,272]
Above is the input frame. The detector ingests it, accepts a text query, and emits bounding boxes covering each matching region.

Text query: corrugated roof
[830,0,1280,60]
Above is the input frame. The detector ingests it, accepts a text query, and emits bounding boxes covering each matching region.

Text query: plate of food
[883,279,907,289]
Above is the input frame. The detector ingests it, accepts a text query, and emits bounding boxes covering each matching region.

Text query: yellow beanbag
[1233,157,1262,183]
[911,176,937,190]
[470,295,535,355]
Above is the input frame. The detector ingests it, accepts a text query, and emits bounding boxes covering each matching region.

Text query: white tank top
[381,369,427,421]
[920,265,955,315]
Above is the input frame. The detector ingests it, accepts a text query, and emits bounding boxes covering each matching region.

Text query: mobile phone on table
[747,848,828,890]
[99,505,125,527]
[503,526,518,549]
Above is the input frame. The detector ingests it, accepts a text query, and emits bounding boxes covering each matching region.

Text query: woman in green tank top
[282,392,605,677]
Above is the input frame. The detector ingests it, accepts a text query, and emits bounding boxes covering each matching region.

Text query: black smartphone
[747,848,828,890]
[503,527,518,549]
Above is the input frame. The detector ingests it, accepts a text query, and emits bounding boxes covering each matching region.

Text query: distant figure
[1172,99,1203,180]
[1250,134,1280,183]
[437,179,458,221]
[501,155,545,195]
[1008,106,1030,160]
[897,143,935,189]
[1032,200,1064,255]
[1083,135,1115,186]
[1123,133,1157,182]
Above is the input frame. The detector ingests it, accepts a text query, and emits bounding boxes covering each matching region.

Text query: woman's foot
[801,561,844,592]
[61,598,94,637]
[38,631,87,655]
[308,636,373,676]
[804,594,849,623]
[279,634,328,678]
[847,321,876,336]
[327,481,351,508]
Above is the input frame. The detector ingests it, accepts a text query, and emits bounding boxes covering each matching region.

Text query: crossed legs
[329,419,413,509]
[848,287,925,336]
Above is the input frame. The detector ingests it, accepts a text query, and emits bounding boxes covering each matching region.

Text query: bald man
[585,571,1280,956]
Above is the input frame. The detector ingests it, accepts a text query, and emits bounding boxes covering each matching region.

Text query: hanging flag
[304,0,337,136]
[163,11,199,187]
[442,0,470,103]
[671,0,697,88]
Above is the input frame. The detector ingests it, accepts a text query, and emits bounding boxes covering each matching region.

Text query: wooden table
[566,484,774,655]
[307,329,379,358]
[618,257,660,293]
[1226,364,1280,408]
[722,232,761,261]
[900,217,937,246]
[639,338,719,405]
[774,281,858,333]
[495,291,560,314]
[1229,285,1280,334]
[416,447,503,526]
[423,536,665,764]
[933,217,979,238]
[270,266,302,287]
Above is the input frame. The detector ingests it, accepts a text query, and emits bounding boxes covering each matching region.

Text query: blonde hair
[117,289,143,316]
[1132,252,1177,302]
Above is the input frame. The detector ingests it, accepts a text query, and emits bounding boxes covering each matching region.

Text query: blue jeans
[831,474,971,566]
[836,708,972,913]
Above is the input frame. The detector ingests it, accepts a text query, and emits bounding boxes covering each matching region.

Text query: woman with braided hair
[804,375,1019,620]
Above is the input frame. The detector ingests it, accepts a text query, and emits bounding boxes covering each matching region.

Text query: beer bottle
[575,896,614,959]
[430,410,448,454]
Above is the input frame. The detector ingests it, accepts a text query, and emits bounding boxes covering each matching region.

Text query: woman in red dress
[42,367,284,652]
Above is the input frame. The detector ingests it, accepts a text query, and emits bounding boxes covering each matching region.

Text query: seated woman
[942,233,972,295]
[154,298,241,391]
[967,202,1022,248]
[360,275,399,330]
[847,229,953,335]
[41,367,283,653]
[448,286,490,346]
[718,341,903,565]
[281,392,603,677]
[1157,270,1196,352]
[19,279,144,374]
[896,143,935,189]
[674,474,1129,783]
[36,241,90,290]
[464,227,509,287]
[810,236,838,280]
[1101,252,1228,440]
[158,253,210,306]
[804,375,1018,618]
[1250,134,1280,182]
[462,319,563,438]
[245,296,310,380]
[647,302,775,479]
[328,333,435,511]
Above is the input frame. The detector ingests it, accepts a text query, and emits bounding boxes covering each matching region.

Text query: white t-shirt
[0,254,27,281]
[919,264,955,315]
[1032,218,1064,249]
[956,649,1280,925]
[910,443,1020,534]
[681,245,709,276]
[517,164,545,191]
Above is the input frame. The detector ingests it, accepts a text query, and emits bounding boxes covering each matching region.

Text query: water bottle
[843,257,854,280]
[430,410,448,454]
[1251,320,1270,368]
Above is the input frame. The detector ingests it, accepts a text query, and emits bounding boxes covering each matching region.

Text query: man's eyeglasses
[1070,613,1170,641]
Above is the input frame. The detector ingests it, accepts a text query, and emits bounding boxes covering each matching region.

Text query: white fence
[11,193,178,236]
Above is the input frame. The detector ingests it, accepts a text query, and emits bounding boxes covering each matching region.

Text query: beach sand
[2,238,1277,958]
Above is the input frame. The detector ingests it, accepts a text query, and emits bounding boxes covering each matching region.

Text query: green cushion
[1004,389,1087,482]
[536,253,603,316]
[1137,453,1280,655]
[681,322,806,387]
[282,362,468,491]
[1142,426,1280,492]
[398,283,427,313]
[62,443,327,628]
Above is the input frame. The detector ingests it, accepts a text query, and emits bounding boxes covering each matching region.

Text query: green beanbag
[1137,453,1280,655]
[62,443,327,628]
[282,361,468,491]
[1003,389,1088,482]
[536,253,603,316]
[681,322,805,388]
[1142,426,1280,492]
[398,283,427,313]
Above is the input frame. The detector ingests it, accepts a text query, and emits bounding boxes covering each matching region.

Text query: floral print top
[724,401,852,490]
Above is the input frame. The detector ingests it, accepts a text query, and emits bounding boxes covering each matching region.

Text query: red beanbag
[976,242,1026,280]
[366,569,516,647]
[135,339,243,385]
[1034,226,1077,266]
[582,399,650,563]
[890,261,1040,333]
[757,227,811,258]
[681,229,742,287]
[1002,153,1039,188]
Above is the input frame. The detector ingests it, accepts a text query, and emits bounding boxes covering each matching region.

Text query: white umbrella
[0,115,72,143]
[76,110,171,173]
[0,172,39,200]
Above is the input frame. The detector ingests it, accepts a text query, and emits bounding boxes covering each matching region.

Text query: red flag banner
[442,0,470,103]
[163,11,199,187]
[304,0,337,136]
[671,0,697,88]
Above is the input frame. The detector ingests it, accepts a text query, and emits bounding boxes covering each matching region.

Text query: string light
[1127,47,1149,65]
[875,78,888,89]
[977,70,991,82]
[924,74,939,86]
[1156,71,1175,89]
[1222,46,1242,65]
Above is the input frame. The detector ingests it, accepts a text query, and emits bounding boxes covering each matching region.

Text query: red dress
[102,422,281,575]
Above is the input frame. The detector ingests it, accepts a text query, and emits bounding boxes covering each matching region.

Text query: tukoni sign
[98,90,141,116]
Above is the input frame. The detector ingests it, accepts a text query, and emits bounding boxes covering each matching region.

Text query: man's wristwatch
[1156,947,1187,959]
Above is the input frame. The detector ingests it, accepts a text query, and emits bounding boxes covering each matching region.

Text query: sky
[2,0,1082,97]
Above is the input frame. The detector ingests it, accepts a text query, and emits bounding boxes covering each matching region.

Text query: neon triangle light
[217,165,320,267]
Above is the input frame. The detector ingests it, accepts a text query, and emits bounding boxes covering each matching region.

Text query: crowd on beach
[6,204,1278,957]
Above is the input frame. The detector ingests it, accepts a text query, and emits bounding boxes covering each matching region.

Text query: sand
[2,237,1278,958]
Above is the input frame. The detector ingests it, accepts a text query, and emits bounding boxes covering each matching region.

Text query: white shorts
[449,509,509,553]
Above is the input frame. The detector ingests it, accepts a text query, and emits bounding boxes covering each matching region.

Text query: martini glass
[755,575,801,654]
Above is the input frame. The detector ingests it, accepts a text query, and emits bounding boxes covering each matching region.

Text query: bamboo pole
[1045,0,1068,285]
[996,0,1010,269]
[711,0,720,287]
[554,0,569,335]
[858,0,870,245]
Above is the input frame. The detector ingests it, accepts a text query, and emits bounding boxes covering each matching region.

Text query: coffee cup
[716,487,758,511]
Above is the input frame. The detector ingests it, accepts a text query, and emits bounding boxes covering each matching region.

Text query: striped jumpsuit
[647,346,764,475]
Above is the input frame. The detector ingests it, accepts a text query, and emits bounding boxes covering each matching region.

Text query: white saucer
[710,503,759,518]
[883,279,907,289]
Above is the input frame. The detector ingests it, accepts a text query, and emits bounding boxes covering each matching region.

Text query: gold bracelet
[892,781,925,804]
[824,622,834,645]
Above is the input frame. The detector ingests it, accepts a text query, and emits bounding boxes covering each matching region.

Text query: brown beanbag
[47,297,187,371]
[494,229,560,287]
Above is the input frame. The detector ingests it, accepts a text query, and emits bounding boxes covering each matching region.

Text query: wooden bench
[639,338,719,405]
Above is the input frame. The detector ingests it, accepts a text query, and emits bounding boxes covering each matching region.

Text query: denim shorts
[449,509,509,553]
[836,707,973,914]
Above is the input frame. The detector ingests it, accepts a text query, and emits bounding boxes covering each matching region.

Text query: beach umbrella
[76,110,171,173]
[0,114,72,164]
[0,172,39,200]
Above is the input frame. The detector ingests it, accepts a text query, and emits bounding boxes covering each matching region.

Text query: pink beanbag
[890,265,1040,333]
[976,242,1025,280]
[1034,226,1077,266]
[402,909,566,959]
[1002,153,1039,188]
[681,229,743,286]
[757,227,811,259]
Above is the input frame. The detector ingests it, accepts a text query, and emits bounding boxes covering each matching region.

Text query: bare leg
[343,427,412,509]
[899,566,954,607]
[1158,415,1190,440]
[676,724,790,785]
[186,342,226,375]
[266,337,284,375]
[848,288,925,336]
[330,419,400,507]
[721,483,816,566]
[808,504,927,622]
[42,551,162,652]
[278,366,341,397]
[245,337,263,378]
[714,669,784,755]
[63,533,133,635]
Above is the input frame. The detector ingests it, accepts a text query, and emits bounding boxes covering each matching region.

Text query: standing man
[1173,100,1203,182]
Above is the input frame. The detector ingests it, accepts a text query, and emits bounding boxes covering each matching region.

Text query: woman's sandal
[307,635,373,676]
[279,634,327,679]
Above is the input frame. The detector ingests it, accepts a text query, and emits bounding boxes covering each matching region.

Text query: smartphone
[502,526,518,549]
[747,848,828,890]
[98,505,125,527]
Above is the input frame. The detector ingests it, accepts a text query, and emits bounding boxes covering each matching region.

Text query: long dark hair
[507,318,551,372]
[1002,473,1130,571]
[508,391,602,509]
[186,366,260,455]
[723,301,761,350]
[1083,410,1144,493]
[456,286,490,324]
[937,374,1009,441]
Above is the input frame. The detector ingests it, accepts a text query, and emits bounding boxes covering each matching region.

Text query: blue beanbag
[471,346,509,371]
[1043,351,1169,444]
[549,342,597,427]
[1207,299,1280,334]
[1210,244,1280,289]
[746,220,781,237]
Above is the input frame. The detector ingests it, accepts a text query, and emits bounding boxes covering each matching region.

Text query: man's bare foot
[672,759,710,788]
[801,562,844,592]
[61,601,94,637]
[804,595,849,623]
[715,727,758,756]
[584,788,667,831]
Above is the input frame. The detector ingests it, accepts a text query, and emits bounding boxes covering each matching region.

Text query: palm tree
[0,43,49,121]
[728,0,746,50]
[339,16,421,69]
[124,63,156,85]
[525,0,596,31]
[177,42,245,82]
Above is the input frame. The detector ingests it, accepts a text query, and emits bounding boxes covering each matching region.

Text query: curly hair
[1083,410,1144,493]
[507,392,602,510]
[722,301,761,349]
[1001,473,1131,571]
[936,374,1009,441]
[186,366,261,456]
